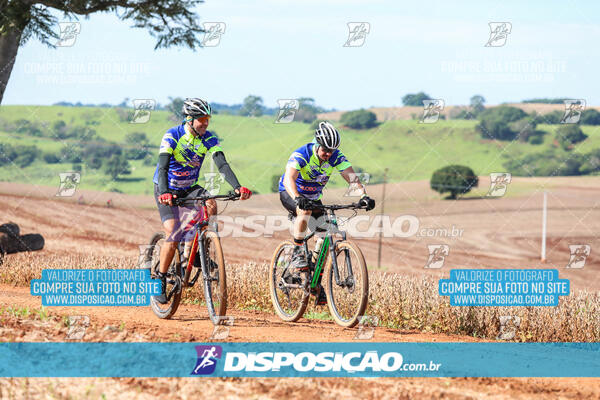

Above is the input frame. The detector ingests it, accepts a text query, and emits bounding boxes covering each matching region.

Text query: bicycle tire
[324,240,369,328]
[202,230,227,325]
[269,240,310,322]
[149,232,183,319]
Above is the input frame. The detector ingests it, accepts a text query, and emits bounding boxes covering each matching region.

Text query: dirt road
[1,178,600,398]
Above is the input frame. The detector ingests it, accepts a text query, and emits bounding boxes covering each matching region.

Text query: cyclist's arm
[157,153,171,194]
[284,166,301,198]
[212,151,241,190]
[340,166,366,196]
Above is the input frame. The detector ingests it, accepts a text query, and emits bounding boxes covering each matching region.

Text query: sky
[4,0,600,109]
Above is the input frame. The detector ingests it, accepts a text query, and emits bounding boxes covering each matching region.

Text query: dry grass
[3,253,600,342]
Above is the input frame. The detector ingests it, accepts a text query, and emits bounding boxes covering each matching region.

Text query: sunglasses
[186,115,211,123]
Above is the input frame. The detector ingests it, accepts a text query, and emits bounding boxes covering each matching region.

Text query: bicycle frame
[303,209,353,289]
[182,203,212,287]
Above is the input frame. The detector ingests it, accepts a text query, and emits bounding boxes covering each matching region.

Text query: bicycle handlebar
[172,191,240,206]
[303,201,366,211]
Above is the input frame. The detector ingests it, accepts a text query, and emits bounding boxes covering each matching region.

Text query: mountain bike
[145,192,239,323]
[269,201,369,328]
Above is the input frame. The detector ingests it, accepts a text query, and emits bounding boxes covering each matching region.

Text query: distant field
[0,105,599,195]
[318,103,600,122]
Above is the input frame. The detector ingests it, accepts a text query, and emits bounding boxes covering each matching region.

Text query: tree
[470,95,485,115]
[270,174,281,193]
[239,95,264,117]
[476,106,527,141]
[52,120,68,138]
[125,132,149,144]
[430,165,478,199]
[103,154,131,180]
[402,92,431,106]
[0,1,205,104]
[166,97,185,120]
[293,97,324,123]
[539,110,563,124]
[581,109,600,125]
[580,149,600,175]
[508,117,537,142]
[43,152,60,164]
[340,109,377,129]
[555,125,588,151]
[504,150,583,176]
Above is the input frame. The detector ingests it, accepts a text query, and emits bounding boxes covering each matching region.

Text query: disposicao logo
[191,345,222,375]
[223,351,404,373]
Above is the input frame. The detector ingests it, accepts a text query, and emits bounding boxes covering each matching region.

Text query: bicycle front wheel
[269,241,310,322]
[202,230,227,325]
[324,240,369,328]
[149,233,182,319]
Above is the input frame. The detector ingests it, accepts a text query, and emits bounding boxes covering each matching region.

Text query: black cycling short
[279,191,327,231]
[154,184,208,223]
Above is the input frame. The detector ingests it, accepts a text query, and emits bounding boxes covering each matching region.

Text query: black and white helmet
[182,98,211,118]
[314,121,341,150]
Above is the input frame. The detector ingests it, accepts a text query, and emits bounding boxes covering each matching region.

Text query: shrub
[52,120,69,138]
[43,153,60,164]
[103,154,131,179]
[503,150,583,176]
[0,144,18,166]
[340,109,377,129]
[449,107,475,120]
[88,157,102,170]
[143,155,156,166]
[580,149,600,175]
[508,117,538,142]
[581,109,600,125]
[270,174,281,193]
[13,145,38,168]
[539,110,563,124]
[555,125,587,150]
[115,108,134,123]
[430,165,478,199]
[476,106,527,141]
[528,134,544,145]
[402,92,431,106]
[125,132,149,143]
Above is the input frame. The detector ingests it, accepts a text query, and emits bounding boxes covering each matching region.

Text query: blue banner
[1,343,599,377]
[439,269,569,306]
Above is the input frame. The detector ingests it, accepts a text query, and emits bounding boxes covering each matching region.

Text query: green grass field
[0,105,598,195]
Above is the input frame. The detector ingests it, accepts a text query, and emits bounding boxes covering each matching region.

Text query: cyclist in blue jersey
[152,98,252,303]
[278,121,375,304]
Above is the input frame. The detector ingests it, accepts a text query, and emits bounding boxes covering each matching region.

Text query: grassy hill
[0,105,598,195]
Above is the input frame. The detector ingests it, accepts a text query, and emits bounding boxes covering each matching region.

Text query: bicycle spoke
[272,244,307,318]
[327,243,367,326]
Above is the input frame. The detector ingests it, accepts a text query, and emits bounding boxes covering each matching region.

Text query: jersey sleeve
[286,150,308,171]
[331,150,352,171]
[159,131,177,155]
[203,132,224,153]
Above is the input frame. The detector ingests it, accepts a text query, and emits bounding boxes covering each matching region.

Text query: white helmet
[314,121,341,150]
[182,98,211,117]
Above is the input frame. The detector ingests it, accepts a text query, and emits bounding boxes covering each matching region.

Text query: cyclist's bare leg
[159,218,177,274]
[294,207,312,243]
[206,199,217,216]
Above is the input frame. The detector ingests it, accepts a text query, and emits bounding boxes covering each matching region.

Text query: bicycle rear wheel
[202,230,227,325]
[324,240,369,328]
[269,241,310,322]
[148,233,182,319]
